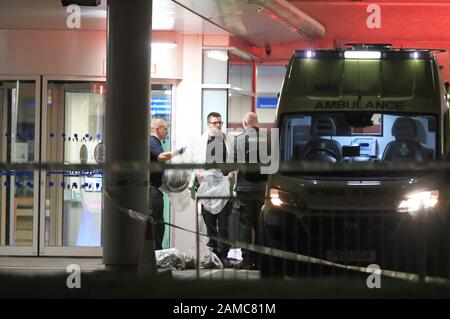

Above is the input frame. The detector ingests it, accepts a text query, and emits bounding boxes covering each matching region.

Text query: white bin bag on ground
[197,169,230,215]
[155,227,224,269]
[155,248,195,270]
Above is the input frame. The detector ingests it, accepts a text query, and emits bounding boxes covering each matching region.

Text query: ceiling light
[153,17,175,30]
[151,42,177,49]
[207,50,229,62]
[252,1,325,39]
[257,7,300,33]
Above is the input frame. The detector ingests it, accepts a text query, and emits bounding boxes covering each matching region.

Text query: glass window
[281,112,437,164]
[202,89,228,133]
[203,49,228,84]
[151,84,172,145]
[45,81,105,247]
[256,65,285,127]
[229,53,252,91]
[0,80,36,246]
[228,90,252,132]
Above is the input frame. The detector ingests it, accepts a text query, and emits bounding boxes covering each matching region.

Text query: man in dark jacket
[195,112,234,268]
[232,112,271,270]
[150,118,185,250]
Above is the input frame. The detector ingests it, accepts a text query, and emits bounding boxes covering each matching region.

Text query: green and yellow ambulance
[260,44,450,278]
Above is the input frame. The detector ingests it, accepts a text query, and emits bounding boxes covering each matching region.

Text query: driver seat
[382,117,426,162]
[303,116,342,163]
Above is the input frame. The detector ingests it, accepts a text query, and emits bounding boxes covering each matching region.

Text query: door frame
[39,76,105,257]
[0,75,41,256]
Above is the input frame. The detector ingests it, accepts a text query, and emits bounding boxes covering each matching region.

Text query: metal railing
[1,161,450,286]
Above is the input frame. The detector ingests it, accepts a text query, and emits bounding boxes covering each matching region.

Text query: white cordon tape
[2,160,450,173]
[105,190,449,285]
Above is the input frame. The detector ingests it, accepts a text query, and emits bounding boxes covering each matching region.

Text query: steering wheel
[303,147,340,163]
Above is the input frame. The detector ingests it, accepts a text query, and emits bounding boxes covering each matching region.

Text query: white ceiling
[0,0,321,47]
[173,0,309,47]
[0,0,229,35]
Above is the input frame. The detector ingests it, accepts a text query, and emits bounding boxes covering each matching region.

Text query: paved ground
[0,257,450,298]
[0,257,259,279]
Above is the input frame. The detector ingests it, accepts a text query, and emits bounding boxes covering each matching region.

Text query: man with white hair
[232,112,271,270]
[150,118,185,250]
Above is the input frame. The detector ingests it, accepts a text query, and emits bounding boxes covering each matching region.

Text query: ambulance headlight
[270,188,305,209]
[397,190,439,215]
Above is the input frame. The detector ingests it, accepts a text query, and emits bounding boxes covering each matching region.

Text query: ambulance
[260,44,450,278]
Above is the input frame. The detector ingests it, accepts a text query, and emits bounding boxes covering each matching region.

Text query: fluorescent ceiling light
[153,17,175,30]
[151,42,177,49]
[82,9,107,18]
[344,51,381,59]
[207,50,229,62]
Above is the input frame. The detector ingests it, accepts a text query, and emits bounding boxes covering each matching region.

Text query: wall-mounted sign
[256,97,278,109]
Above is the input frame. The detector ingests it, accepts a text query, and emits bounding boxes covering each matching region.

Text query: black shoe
[234,261,257,270]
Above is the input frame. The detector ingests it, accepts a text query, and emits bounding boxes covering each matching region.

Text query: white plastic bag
[155,248,195,270]
[166,188,193,212]
[196,217,223,269]
[197,169,230,215]
[160,169,190,193]
[159,150,194,212]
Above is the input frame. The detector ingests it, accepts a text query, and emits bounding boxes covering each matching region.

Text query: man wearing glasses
[189,112,234,268]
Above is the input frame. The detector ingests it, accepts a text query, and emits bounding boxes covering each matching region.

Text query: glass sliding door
[0,76,40,255]
[151,84,172,135]
[39,79,172,255]
[40,77,105,256]
[150,84,172,248]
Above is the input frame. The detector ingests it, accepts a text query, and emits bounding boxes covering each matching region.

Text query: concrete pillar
[103,0,152,270]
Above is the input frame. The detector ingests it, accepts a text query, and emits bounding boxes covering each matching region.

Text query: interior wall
[171,34,203,253]
[0,30,106,76]
[0,29,182,79]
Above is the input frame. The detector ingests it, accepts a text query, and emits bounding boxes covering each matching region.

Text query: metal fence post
[196,199,201,279]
